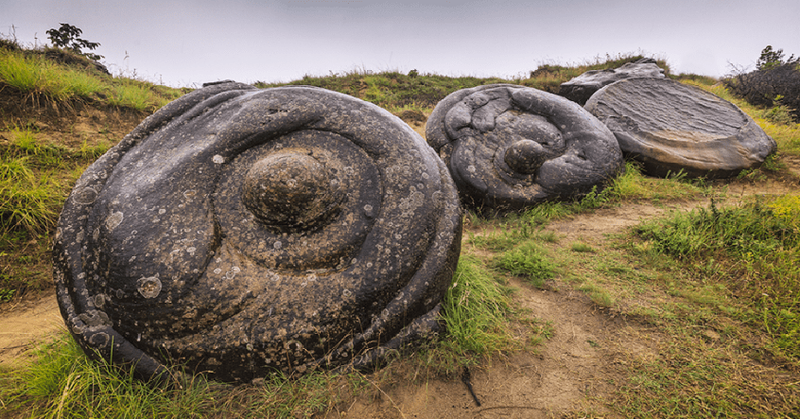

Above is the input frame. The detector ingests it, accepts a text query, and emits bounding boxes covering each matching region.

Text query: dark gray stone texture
[53,82,462,383]
[426,84,624,211]
[585,77,777,178]
[559,58,666,105]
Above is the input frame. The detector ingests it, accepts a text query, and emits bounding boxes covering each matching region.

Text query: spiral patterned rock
[52,82,462,383]
[426,84,624,211]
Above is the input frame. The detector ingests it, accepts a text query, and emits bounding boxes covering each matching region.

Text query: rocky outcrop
[585,77,777,178]
[559,58,665,105]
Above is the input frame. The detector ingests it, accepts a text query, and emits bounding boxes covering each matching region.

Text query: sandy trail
[0,292,65,365]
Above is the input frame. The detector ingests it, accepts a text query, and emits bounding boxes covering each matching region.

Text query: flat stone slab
[52,82,462,383]
[426,84,624,211]
[585,78,777,178]
[559,58,666,105]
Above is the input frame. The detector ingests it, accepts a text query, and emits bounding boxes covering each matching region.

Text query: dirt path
[0,291,65,365]
[332,175,799,418]
[1,171,797,418]
[340,282,647,418]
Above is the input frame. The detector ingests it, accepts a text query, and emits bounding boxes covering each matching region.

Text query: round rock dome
[52,82,462,383]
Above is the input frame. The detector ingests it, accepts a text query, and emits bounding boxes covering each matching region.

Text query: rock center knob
[242,151,340,230]
[504,139,548,174]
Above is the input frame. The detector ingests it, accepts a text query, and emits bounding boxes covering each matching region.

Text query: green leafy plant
[756,45,794,71]
[0,286,14,302]
[46,23,103,61]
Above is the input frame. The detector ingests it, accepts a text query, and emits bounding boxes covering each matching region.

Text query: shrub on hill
[46,23,103,62]
[724,46,800,123]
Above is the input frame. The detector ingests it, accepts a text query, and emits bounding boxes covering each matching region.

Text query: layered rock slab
[52,82,462,383]
[585,77,777,178]
[559,58,666,105]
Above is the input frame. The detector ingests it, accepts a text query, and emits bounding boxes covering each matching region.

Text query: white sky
[3,0,799,88]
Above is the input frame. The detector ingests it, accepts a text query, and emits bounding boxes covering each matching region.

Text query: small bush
[724,47,800,122]
[46,23,103,61]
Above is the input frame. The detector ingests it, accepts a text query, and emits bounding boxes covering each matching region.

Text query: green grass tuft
[570,242,596,253]
[0,47,181,111]
[0,155,63,233]
[493,241,557,288]
[0,331,369,418]
[441,254,518,355]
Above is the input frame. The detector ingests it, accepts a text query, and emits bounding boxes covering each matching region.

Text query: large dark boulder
[426,84,624,212]
[559,58,665,105]
[52,82,462,384]
[585,78,777,178]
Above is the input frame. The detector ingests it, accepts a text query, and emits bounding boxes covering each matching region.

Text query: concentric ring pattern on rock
[584,77,777,178]
[52,82,462,383]
[426,84,624,211]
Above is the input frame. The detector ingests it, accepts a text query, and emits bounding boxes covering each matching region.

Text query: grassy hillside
[1,39,800,418]
[255,54,674,113]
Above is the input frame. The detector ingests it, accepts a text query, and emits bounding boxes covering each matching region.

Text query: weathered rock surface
[426,84,624,212]
[52,82,462,383]
[559,58,665,105]
[585,77,777,178]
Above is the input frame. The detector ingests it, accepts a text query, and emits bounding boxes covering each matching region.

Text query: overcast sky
[3,0,799,88]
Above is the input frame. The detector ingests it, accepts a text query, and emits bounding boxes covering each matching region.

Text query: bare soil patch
[0,88,143,150]
[339,282,647,418]
[0,290,65,366]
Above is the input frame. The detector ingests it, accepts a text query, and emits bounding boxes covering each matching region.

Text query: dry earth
[1,107,798,418]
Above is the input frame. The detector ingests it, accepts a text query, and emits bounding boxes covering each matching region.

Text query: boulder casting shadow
[426,84,624,212]
[52,82,462,384]
[585,77,777,178]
